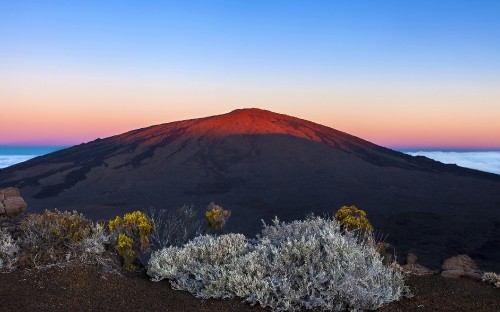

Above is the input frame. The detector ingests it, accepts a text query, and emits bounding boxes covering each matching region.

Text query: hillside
[1,108,499,270]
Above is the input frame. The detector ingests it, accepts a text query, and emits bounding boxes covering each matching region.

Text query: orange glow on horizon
[1,70,499,149]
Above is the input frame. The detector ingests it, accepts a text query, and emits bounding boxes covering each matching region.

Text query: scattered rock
[0,187,28,216]
[402,253,434,275]
[441,255,482,280]
[406,253,418,265]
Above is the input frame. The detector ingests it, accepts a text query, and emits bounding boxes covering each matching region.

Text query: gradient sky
[1,1,499,149]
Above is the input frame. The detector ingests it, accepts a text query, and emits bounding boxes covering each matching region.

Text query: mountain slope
[1,108,499,270]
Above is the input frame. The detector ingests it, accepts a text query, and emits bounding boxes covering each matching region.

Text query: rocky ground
[1,193,498,311]
[0,265,498,312]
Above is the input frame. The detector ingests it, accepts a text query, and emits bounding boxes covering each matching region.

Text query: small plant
[205,202,231,231]
[20,209,94,265]
[108,211,154,269]
[78,222,111,266]
[482,272,500,288]
[148,205,205,250]
[116,234,135,268]
[335,205,374,233]
[335,206,395,264]
[22,209,91,245]
[0,228,19,271]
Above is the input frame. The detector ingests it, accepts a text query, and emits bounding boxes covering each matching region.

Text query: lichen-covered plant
[109,211,154,269]
[78,222,111,265]
[148,216,407,311]
[205,202,231,231]
[0,228,19,271]
[335,205,374,233]
[482,272,500,288]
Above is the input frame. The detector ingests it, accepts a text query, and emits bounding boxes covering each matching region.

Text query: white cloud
[2,152,500,176]
[0,155,37,168]
[406,151,500,175]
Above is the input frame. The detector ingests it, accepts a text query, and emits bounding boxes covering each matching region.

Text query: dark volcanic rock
[1,108,499,271]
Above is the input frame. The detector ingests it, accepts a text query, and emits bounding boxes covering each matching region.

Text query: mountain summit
[1,108,499,270]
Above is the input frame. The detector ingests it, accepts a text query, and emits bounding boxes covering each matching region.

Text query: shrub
[148,205,205,250]
[0,228,19,271]
[22,209,91,245]
[335,206,395,264]
[205,202,231,231]
[335,205,374,234]
[148,215,407,311]
[482,272,500,288]
[78,222,111,266]
[20,210,95,265]
[109,211,154,268]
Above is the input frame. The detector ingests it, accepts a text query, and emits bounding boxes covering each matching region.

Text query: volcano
[1,108,499,270]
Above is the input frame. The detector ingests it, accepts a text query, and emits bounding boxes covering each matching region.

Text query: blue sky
[2,0,499,84]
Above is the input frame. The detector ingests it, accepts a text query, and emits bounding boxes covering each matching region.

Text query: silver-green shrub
[0,228,19,271]
[78,222,111,265]
[148,216,407,311]
[482,272,500,288]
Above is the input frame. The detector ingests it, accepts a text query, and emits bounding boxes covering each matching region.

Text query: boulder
[401,253,434,275]
[441,255,482,280]
[0,187,28,216]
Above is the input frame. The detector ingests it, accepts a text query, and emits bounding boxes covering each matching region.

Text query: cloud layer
[0,155,37,169]
[407,151,500,175]
[2,152,500,175]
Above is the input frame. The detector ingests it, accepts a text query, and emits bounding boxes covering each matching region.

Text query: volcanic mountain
[1,108,499,270]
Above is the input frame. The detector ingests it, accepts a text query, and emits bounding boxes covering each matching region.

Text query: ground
[0,266,498,312]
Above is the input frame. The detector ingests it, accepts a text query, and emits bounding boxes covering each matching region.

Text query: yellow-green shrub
[335,205,374,233]
[335,205,395,264]
[116,234,135,269]
[22,209,91,245]
[20,209,93,265]
[108,211,154,268]
[205,203,231,231]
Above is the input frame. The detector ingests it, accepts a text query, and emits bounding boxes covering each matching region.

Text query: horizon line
[1,143,500,152]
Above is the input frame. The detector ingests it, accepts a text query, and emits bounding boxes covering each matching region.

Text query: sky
[1,1,499,149]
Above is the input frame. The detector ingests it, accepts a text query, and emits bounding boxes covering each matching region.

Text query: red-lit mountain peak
[113,108,360,149]
[2,108,500,272]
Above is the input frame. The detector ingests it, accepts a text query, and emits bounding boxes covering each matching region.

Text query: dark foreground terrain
[0,266,498,312]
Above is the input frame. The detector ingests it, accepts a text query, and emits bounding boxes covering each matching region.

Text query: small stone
[402,253,433,275]
[406,253,418,265]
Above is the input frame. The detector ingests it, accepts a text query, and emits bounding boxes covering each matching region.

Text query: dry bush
[20,210,110,267]
[0,228,19,271]
[148,215,408,311]
[148,205,205,250]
